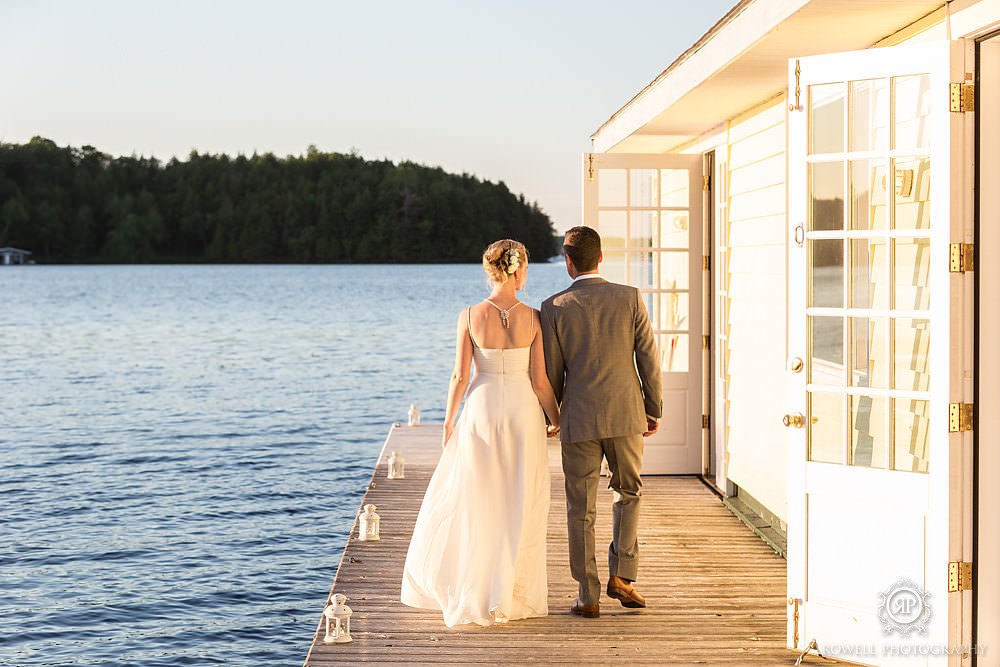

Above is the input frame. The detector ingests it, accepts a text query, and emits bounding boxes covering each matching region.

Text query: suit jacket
[540,277,662,443]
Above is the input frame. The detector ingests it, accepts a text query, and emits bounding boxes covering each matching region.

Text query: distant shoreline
[1,138,559,265]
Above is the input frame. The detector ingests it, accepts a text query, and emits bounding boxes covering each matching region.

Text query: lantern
[387,451,405,480]
[358,504,380,541]
[408,404,421,426]
[322,593,353,644]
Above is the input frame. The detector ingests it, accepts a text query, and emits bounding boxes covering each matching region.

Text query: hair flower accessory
[505,249,521,274]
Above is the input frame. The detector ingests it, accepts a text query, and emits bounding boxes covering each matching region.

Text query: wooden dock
[303,424,847,666]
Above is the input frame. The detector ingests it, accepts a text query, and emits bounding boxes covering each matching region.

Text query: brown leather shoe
[607,576,646,608]
[570,599,600,618]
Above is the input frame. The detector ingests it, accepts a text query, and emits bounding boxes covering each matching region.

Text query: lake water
[0,262,571,666]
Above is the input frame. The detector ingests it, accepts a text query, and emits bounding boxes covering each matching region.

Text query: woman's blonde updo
[482,239,529,285]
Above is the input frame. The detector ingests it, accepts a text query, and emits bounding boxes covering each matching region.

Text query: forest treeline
[0,137,557,263]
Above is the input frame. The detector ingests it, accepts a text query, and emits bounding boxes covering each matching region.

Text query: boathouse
[586,0,996,663]
[0,247,31,265]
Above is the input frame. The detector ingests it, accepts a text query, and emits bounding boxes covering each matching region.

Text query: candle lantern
[408,404,421,426]
[387,451,405,479]
[358,504,380,541]
[322,593,353,644]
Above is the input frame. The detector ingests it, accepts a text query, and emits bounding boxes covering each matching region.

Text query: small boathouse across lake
[0,247,32,265]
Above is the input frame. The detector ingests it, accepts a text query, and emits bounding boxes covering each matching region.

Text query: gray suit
[540,277,661,605]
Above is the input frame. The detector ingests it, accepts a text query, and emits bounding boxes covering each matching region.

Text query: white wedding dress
[400,328,551,627]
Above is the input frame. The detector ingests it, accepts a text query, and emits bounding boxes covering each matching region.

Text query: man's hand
[546,424,560,439]
[642,416,659,437]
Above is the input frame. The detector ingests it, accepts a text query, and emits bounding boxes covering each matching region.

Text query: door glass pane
[658,292,689,331]
[893,157,930,230]
[630,169,658,207]
[660,210,689,249]
[894,398,930,473]
[851,395,887,469]
[850,159,887,229]
[659,251,688,290]
[599,169,627,206]
[850,237,888,310]
[850,78,888,152]
[809,162,844,230]
[599,210,626,252]
[660,169,689,207]
[893,74,932,150]
[809,391,844,463]
[658,333,688,373]
[810,239,843,308]
[893,318,930,391]
[850,317,887,388]
[810,83,845,154]
[894,238,931,310]
[630,252,655,290]
[629,211,655,250]
[602,251,626,284]
[809,316,844,385]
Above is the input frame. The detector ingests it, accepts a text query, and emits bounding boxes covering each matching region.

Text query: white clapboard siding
[723,98,788,522]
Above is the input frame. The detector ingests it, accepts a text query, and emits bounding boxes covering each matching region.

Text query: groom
[540,226,662,619]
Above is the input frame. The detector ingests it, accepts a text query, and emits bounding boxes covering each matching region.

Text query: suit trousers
[561,434,643,606]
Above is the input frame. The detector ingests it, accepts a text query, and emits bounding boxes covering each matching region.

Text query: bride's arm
[442,309,474,447]
[529,309,560,429]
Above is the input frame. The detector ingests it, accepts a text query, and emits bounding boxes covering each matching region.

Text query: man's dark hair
[563,226,601,272]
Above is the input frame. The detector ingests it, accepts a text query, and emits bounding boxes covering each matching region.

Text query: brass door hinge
[586,153,596,182]
[702,334,710,350]
[702,255,710,271]
[948,403,974,432]
[950,82,975,112]
[702,414,710,429]
[788,60,801,111]
[949,243,975,272]
[787,598,801,648]
[948,561,973,592]
[702,175,710,192]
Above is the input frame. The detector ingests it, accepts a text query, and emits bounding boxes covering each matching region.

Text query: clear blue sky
[1,0,734,232]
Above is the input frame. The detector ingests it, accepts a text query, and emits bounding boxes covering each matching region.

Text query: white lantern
[322,593,353,644]
[358,504,380,541]
[387,451,405,479]
[408,404,421,426]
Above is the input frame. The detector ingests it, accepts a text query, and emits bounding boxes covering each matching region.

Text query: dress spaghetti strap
[467,306,478,349]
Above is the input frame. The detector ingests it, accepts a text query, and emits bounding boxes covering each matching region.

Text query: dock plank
[303,424,848,666]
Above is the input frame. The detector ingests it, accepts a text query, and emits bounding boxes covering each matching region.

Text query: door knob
[783,413,805,428]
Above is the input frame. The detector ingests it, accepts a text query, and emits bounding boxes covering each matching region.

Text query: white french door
[786,42,973,665]
[977,33,1000,666]
[583,153,704,474]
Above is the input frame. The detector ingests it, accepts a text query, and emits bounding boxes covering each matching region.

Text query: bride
[400,239,560,627]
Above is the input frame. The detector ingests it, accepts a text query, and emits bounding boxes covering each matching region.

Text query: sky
[0,0,734,232]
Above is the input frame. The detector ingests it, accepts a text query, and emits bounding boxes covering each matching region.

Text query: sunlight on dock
[303,424,849,666]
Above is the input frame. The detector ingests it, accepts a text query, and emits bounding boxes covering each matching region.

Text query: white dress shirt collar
[573,273,603,282]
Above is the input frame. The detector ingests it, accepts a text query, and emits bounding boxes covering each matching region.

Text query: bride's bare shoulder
[455,305,472,326]
[464,301,490,317]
